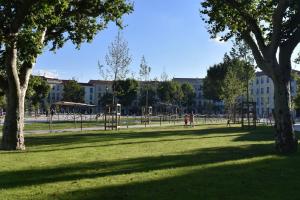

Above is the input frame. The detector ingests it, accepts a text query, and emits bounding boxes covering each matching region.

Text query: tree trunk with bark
[1,45,27,150]
[272,71,298,153]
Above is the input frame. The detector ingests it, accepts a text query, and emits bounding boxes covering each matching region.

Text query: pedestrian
[184,114,189,127]
[189,112,195,127]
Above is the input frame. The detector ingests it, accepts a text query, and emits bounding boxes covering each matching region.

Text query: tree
[201,0,300,153]
[203,61,228,101]
[221,63,245,120]
[0,89,6,111]
[230,41,256,104]
[181,83,196,112]
[157,81,183,105]
[114,79,138,113]
[100,92,113,108]
[139,56,151,107]
[139,85,158,108]
[0,1,133,150]
[99,31,132,105]
[26,76,50,115]
[62,80,85,103]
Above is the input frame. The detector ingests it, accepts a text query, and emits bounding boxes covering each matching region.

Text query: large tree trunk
[273,75,298,154]
[2,90,26,150]
[1,44,27,150]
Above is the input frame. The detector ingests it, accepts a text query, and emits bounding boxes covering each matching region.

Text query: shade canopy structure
[53,101,96,108]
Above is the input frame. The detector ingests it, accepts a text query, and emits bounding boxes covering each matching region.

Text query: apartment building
[249,71,298,117]
[43,77,64,105]
[172,78,224,114]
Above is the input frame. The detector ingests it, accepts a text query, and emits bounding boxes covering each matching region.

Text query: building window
[256,88,259,95]
[261,77,264,84]
[261,88,264,94]
[267,77,270,83]
[267,87,269,94]
[90,88,93,93]
[261,97,264,105]
[256,78,259,84]
[250,89,253,95]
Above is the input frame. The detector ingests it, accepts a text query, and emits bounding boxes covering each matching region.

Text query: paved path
[24,123,182,135]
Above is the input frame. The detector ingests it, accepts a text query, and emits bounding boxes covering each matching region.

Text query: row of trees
[203,51,255,118]
[98,79,196,114]
[97,31,197,114]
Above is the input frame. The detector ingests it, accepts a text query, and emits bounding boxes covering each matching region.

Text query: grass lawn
[0,125,299,200]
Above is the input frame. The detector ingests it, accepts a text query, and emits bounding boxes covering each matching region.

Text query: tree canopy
[26,76,50,110]
[201,0,300,153]
[181,83,196,111]
[114,79,138,108]
[157,81,183,105]
[62,80,85,103]
[203,62,228,101]
[0,0,133,150]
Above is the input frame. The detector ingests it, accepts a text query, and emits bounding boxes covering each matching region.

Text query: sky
[34,0,299,82]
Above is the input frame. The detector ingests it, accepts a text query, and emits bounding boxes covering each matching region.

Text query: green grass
[0,125,299,200]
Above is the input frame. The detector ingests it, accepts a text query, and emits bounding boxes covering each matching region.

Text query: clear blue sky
[34,0,299,82]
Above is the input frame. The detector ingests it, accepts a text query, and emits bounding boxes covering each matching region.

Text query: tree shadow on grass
[28,133,249,154]
[55,151,300,200]
[22,126,251,147]
[0,143,275,191]
[0,126,276,154]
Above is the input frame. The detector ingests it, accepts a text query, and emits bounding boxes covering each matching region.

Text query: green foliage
[114,79,138,107]
[140,84,158,107]
[181,83,196,110]
[203,61,228,101]
[221,64,244,109]
[100,93,113,108]
[0,0,134,86]
[157,81,183,105]
[201,1,299,43]
[62,80,85,103]
[204,53,255,103]
[0,89,6,108]
[26,76,50,109]
[293,72,300,109]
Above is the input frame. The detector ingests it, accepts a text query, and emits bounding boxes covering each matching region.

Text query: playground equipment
[141,106,152,126]
[240,101,257,129]
[104,104,121,130]
[157,102,180,124]
[52,101,96,132]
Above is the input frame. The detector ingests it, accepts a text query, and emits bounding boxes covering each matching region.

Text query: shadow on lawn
[0,143,275,191]
[56,152,300,200]
[23,125,273,148]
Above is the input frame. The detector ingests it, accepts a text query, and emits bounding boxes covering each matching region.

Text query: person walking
[189,112,195,127]
[184,114,189,127]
